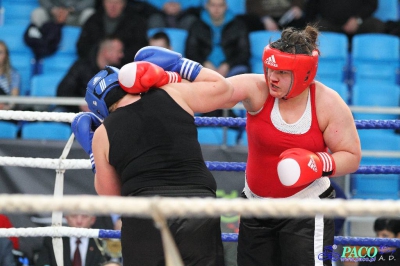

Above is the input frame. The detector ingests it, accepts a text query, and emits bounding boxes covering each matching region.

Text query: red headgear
[262,45,319,99]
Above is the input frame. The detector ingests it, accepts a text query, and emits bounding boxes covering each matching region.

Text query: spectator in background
[30,0,96,27]
[241,0,307,32]
[56,37,124,113]
[185,0,250,78]
[95,0,160,20]
[77,0,148,66]
[185,0,250,118]
[358,217,400,266]
[0,238,16,266]
[304,0,386,43]
[148,31,171,50]
[26,0,95,60]
[0,41,20,110]
[147,0,200,30]
[35,213,108,266]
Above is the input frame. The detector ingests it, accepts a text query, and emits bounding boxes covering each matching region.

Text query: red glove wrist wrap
[316,152,336,176]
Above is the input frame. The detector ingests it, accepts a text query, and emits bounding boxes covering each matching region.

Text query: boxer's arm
[162,67,234,114]
[71,112,102,173]
[319,84,362,176]
[92,126,121,196]
[134,46,202,82]
[224,73,270,113]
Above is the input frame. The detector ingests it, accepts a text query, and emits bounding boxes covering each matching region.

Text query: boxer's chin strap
[151,197,184,266]
[281,75,294,100]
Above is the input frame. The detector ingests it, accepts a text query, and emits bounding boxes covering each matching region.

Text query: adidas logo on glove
[307,157,318,172]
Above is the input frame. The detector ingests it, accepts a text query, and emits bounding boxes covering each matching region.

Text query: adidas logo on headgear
[265,55,278,67]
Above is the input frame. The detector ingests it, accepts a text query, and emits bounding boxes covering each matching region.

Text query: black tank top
[103,89,216,196]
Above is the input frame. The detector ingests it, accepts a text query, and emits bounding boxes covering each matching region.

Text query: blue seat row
[0,121,71,141]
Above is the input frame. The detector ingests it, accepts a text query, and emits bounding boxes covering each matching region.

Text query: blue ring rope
[204,161,400,174]
[98,230,400,247]
[194,117,400,129]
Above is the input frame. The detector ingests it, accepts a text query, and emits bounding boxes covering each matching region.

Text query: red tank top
[246,84,327,198]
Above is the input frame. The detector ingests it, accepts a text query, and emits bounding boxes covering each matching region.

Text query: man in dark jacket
[185,0,250,78]
[77,0,148,66]
[304,0,385,40]
[56,37,124,113]
[35,213,107,266]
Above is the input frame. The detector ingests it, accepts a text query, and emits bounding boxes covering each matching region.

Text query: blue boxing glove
[71,112,102,173]
[134,46,203,82]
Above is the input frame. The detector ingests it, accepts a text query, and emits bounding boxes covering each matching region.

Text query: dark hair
[374,217,400,235]
[149,31,171,47]
[270,25,320,55]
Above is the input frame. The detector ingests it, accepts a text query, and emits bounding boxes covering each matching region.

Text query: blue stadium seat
[197,127,239,146]
[198,127,224,145]
[351,33,400,85]
[30,73,64,97]
[351,81,400,120]
[317,32,349,83]
[40,54,77,77]
[239,131,248,146]
[21,122,72,141]
[373,0,399,22]
[321,80,349,104]
[226,0,246,15]
[0,25,33,53]
[58,26,81,55]
[36,26,80,76]
[2,2,38,25]
[0,121,19,139]
[351,174,400,200]
[351,130,400,199]
[249,31,281,74]
[226,128,241,146]
[147,27,188,56]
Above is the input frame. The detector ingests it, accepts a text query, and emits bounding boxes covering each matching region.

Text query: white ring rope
[0,110,75,122]
[0,227,100,238]
[1,97,400,114]
[0,157,90,169]
[0,195,400,218]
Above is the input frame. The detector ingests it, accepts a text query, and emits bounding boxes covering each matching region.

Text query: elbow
[350,151,362,173]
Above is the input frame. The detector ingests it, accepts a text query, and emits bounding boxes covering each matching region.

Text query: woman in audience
[0,41,20,110]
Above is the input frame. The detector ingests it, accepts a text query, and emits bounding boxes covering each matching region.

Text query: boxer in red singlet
[223,25,362,266]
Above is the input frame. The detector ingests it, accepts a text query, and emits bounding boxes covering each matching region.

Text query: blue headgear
[85,66,127,120]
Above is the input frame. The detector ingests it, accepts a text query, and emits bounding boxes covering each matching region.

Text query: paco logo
[318,245,397,263]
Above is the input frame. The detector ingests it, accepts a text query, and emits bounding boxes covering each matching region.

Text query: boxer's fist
[118,61,181,94]
[134,46,202,81]
[71,112,101,173]
[277,148,336,187]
